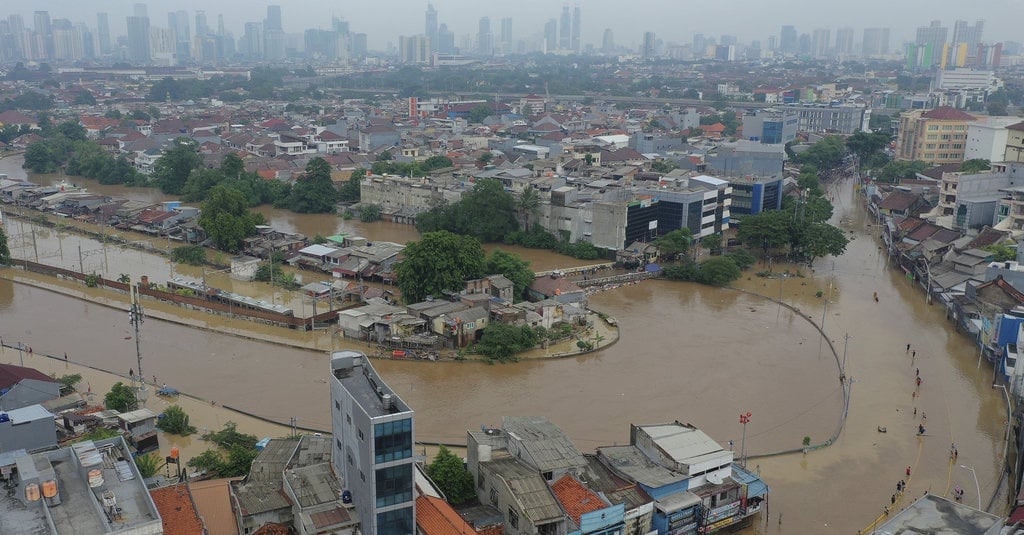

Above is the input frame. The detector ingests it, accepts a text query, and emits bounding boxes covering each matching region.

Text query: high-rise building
[351,33,367,57]
[780,25,797,54]
[265,5,283,32]
[835,27,854,55]
[7,15,26,60]
[500,17,512,50]
[330,351,415,535]
[544,19,557,53]
[602,28,614,53]
[571,6,581,53]
[437,23,454,54]
[399,34,430,63]
[916,20,948,67]
[133,3,148,17]
[33,11,53,59]
[242,22,262,59]
[862,27,890,56]
[425,4,437,54]
[559,6,571,50]
[811,29,830,58]
[126,15,151,63]
[767,35,778,52]
[641,31,656,59]
[168,10,190,60]
[477,17,492,56]
[952,20,983,60]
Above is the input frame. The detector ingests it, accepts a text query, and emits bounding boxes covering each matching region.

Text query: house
[151,483,206,535]
[0,404,57,453]
[528,274,587,306]
[116,408,160,453]
[190,478,242,535]
[551,474,626,535]
[415,495,481,535]
[872,494,1002,534]
[0,110,39,129]
[877,190,930,218]
[0,363,61,411]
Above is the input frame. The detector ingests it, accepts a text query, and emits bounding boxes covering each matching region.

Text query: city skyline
[0,0,1019,54]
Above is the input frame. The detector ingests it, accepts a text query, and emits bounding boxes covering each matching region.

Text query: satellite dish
[707,473,723,485]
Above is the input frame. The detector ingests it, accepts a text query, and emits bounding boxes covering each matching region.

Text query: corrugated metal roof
[502,416,587,473]
[639,423,727,466]
[483,457,563,524]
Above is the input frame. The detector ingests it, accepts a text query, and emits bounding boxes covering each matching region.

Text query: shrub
[156,405,197,436]
[170,245,207,266]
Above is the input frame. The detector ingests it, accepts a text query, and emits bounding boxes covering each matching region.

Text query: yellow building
[1006,121,1024,163]
[895,107,976,164]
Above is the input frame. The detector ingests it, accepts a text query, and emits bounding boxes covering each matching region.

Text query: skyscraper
[952,20,983,59]
[126,14,151,63]
[835,27,854,55]
[33,11,53,59]
[915,20,948,66]
[437,23,454,55]
[602,28,614,54]
[544,19,557,54]
[330,352,415,535]
[780,25,797,54]
[477,17,492,56]
[424,4,437,54]
[559,6,571,50]
[242,22,262,59]
[862,28,890,56]
[168,10,190,60]
[641,31,656,59]
[263,5,285,61]
[571,6,581,53]
[811,29,830,58]
[265,5,282,32]
[94,13,110,56]
[500,18,512,51]
[7,15,26,60]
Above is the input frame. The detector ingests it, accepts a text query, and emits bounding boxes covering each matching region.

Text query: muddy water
[1,155,1011,532]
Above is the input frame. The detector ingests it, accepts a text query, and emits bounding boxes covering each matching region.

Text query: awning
[731,464,770,499]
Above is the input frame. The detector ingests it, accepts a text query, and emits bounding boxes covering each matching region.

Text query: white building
[934,68,999,91]
[966,117,1022,162]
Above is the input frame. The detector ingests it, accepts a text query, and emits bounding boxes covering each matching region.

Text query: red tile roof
[0,363,59,390]
[150,484,205,535]
[920,107,975,121]
[251,523,290,535]
[551,475,607,526]
[416,495,477,535]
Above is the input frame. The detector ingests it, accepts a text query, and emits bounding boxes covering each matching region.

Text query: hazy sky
[7,0,1022,51]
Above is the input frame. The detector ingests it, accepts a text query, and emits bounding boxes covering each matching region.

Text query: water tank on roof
[342,490,352,504]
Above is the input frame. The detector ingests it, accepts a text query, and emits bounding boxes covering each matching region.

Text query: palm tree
[117,273,131,284]
[516,188,541,232]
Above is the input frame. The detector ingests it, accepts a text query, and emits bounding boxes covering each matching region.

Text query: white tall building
[965,117,1020,162]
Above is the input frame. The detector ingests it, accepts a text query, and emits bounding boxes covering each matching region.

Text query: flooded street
[0,154,1011,532]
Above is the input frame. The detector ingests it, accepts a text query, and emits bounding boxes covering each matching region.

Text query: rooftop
[501,416,587,473]
[330,351,412,418]
[874,493,1001,534]
[151,483,204,535]
[480,456,563,524]
[0,437,162,535]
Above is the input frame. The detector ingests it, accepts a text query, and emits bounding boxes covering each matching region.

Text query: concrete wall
[0,380,60,411]
[0,414,56,453]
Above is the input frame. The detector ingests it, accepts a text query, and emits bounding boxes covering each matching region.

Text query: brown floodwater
[0,156,1009,532]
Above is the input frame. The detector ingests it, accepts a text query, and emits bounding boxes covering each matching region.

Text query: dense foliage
[182,153,291,206]
[371,155,453,177]
[396,231,487,303]
[156,405,197,436]
[416,179,519,242]
[426,446,477,505]
[473,323,540,361]
[170,245,207,266]
[663,256,743,286]
[104,382,138,413]
[287,157,339,213]
[198,186,266,252]
[187,422,260,477]
[0,227,10,265]
[152,138,203,194]
[485,249,535,299]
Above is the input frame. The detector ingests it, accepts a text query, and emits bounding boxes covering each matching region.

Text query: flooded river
[0,155,1009,532]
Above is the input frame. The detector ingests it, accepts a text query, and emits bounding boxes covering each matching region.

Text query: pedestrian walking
[64,352,68,361]
[912,350,916,358]
[916,376,922,387]
[129,368,134,378]
[891,494,896,505]
[906,466,912,477]
[954,449,958,461]
[914,407,917,416]
[907,343,911,352]
[916,368,920,377]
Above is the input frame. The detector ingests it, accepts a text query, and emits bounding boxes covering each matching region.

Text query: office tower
[126,15,151,63]
[641,31,656,58]
[559,6,571,50]
[767,35,777,52]
[168,10,190,60]
[544,19,557,53]
[425,4,437,54]
[811,29,830,58]
[398,34,430,63]
[7,15,25,60]
[265,5,282,32]
[333,18,349,37]
[437,23,454,54]
[952,19,983,59]
[780,25,797,53]
[500,18,512,49]
[330,352,415,535]
[915,20,947,66]
[571,6,581,53]
[835,27,854,55]
[351,33,367,56]
[33,11,53,59]
[195,11,208,39]
[477,17,492,56]
[133,3,148,17]
[602,28,614,53]
[862,27,890,56]
[242,22,262,58]
[799,33,812,54]
[720,35,737,46]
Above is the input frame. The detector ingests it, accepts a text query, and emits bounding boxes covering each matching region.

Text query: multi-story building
[965,117,1021,162]
[1006,122,1024,163]
[896,107,976,164]
[915,20,948,67]
[741,109,798,144]
[126,15,151,63]
[638,174,731,239]
[862,28,890,56]
[330,351,415,535]
[774,103,870,134]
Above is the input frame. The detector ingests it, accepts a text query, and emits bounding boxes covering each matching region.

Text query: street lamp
[959,464,981,510]
[739,412,752,468]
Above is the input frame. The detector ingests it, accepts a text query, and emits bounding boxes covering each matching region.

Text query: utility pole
[739,411,752,468]
[290,417,297,437]
[842,333,852,383]
[78,245,84,273]
[129,282,148,407]
[30,229,38,262]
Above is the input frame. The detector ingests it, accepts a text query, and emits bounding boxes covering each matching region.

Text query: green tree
[170,245,207,266]
[134,453,163,478]
[515,188,541,231]
[220,153,245,179]
[467,104,492,124]
[845,131,890,161]
[474,323,539,361]
[187,449,224,474]
[396,231,486,303]
[426,446,476,505]
[877,160,929,183]
[701,234,721,253]
[156,405,197,436]
[697,256,741,286]
[652,229,691,260]
[485,249,534,300]
[0,227,10,265]
[726,248,756,270]
[104,382,138,413]
[960,159,991,174]
[984,243,1016,262]
[359,204,382,222]
[23,142,59,173]
[198,186,265,252]
[55,373,82,393]
[800,222,849,266]
[416,179,518,242]
[338,168,365,202]
[736,210,793,255]
[288,157,339,213]
[152,138,202,194]
[57,121,87,142]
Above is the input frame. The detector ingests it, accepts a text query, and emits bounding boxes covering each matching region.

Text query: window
[336,438,343,452]
[360,471,365,481]
[375,464,413,507]
[348,453,353,466]
[508,508,520,529]
[377,507,414,535]
[358,429,364,441]
[478,472,485,489]
[374,419,413,463]
[335,400,340,411]
[490,488,498,506]
[346,414,351,424]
